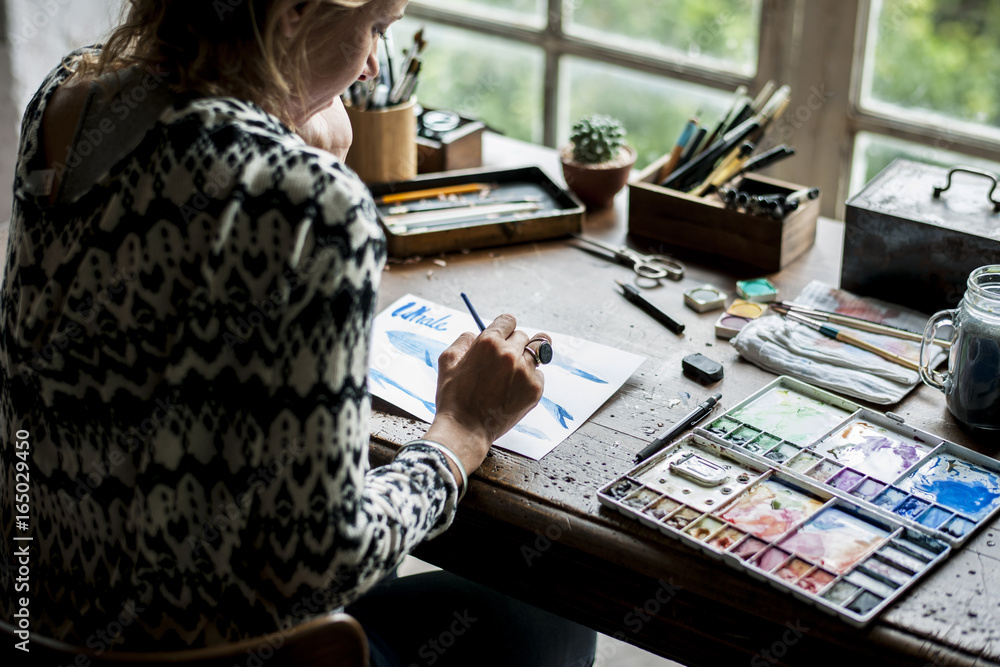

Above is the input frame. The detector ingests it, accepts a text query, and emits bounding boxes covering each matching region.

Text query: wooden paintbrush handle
[836,331,920,371]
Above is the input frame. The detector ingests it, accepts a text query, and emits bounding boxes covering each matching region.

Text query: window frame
[405,0,1000,220]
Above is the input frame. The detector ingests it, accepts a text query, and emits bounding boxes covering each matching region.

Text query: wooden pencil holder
[345,98,418,185]
[628,153,820,272]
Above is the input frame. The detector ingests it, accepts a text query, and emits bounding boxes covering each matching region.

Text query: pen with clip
[614,280,685,335]
[635,393,723,462]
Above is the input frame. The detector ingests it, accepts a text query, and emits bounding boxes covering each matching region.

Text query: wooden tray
[370,166,584,258]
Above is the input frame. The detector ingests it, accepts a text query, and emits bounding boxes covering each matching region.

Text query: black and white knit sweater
[0,49,457,649]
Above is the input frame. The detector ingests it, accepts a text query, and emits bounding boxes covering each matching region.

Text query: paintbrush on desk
[781,310,920,371]
[772,301,950,347]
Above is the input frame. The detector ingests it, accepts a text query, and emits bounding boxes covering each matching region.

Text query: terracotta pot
[559,144,637,209]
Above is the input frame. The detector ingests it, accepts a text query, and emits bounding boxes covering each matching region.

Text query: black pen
[614,280,685,335]
[635,393,723,462]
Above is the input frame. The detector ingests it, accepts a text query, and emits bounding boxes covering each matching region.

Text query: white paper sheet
[369,294,645,460]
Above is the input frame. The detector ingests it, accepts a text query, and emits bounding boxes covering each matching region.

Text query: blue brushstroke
[540,397,573,429]
[370,369,437,415]
[514,424,548,439]
[388,331,447,372]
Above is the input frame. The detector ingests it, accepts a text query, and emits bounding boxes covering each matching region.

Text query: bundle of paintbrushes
[656,81,805,198]
[729,281,949,404]
[345,27,425,110]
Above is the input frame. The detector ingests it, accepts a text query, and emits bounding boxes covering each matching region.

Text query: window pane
[392,18,545,143]
[410,0,546,28]
[862,0,1000,138]
[564,0,761,75]
[851,132,1000,196]
[561,58,736,170]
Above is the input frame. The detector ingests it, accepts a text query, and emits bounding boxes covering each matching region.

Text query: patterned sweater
[0,50,458,648]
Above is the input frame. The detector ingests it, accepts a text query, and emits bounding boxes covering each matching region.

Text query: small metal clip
[932,166,1000,213]
[885,412,906,424]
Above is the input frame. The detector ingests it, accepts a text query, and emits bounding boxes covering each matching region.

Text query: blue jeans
[346,569,597,667]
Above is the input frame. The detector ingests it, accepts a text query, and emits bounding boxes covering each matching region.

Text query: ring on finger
[524,346,542,366]
[526,337,553,365]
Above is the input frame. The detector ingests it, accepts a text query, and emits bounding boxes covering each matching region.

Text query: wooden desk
[369,135,1000,667]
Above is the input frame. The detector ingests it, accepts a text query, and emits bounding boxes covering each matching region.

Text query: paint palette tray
[701,377,1000,547]
[600,376,1000,626]
[599,433,951,626]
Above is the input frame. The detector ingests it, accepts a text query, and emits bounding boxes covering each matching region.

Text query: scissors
[571,234,684,283]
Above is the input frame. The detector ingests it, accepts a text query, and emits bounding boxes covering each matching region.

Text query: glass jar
[920,265,1000,429]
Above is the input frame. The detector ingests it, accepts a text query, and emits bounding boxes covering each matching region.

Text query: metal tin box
[843,158,1000,314]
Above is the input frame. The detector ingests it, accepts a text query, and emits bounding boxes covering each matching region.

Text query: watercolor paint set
[599,376,1000,625]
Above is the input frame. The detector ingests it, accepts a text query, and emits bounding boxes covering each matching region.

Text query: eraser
[684,285,727,313]
[682,353,724,383]
[736,278,779,303]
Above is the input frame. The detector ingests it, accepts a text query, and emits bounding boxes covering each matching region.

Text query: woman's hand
[298,96,353,161]
[423,314,549,478]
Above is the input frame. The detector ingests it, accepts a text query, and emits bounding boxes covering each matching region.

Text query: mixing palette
[599,376,1000,626]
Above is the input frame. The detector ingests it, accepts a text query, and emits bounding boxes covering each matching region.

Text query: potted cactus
[560,114,637,209]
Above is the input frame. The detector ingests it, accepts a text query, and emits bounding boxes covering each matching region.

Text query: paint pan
[645,497,681,521]
[764,442,801,464]
[787,450,822,473]
[708,526,745,550]
[664,505,702,530]
[851,478,885,501]
[622,487,663,509]
[806,460,842,483]
[736,277,779,303]
[684,285,727,312]
[714,299,767,338]
[756,547,791,572]
[685,516,725,541]
[775,557,812,582]
[797,568,836,594]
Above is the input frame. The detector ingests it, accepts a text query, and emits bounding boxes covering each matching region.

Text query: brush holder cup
[345,98,418,185]
[919,265,1000,429]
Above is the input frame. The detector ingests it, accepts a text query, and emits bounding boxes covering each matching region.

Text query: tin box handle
[932,166,1000,213]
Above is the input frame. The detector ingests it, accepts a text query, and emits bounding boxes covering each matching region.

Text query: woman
[0,1,596,664]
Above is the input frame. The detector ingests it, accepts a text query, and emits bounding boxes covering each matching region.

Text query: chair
[0,612,369,666]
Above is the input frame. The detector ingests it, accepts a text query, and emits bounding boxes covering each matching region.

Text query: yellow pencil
[376,183,494,205]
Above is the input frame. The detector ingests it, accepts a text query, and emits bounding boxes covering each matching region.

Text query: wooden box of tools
[370,166,584,258]
[416,108,486,174]
[627,156,820,272]
[843,158,1000,314]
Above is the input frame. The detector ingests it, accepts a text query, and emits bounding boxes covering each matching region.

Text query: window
[401,0,1000,218]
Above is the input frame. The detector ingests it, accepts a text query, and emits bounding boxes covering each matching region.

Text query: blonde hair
[70,0,374,128]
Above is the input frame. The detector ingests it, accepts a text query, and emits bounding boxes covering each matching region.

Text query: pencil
[782,311,920,371]
[376,183,493,205]
[461,292,487,332]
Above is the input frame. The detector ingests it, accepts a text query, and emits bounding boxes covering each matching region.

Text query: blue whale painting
[381,330,596,432]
